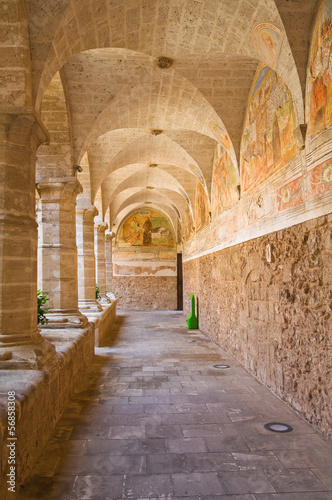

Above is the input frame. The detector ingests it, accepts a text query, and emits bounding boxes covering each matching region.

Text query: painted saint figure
[143,217,153,245]
[126,216,141,244]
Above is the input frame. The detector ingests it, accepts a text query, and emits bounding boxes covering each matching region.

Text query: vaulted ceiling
[30,0,319,236]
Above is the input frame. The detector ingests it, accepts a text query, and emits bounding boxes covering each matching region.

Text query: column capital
[0,106,49,149]
[105,231,115,241]
[36,177,83,200]
[82,206,99,222]
[95,222,108,233]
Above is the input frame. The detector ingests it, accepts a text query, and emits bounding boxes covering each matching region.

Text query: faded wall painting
[195,181,209,232]
[309,0,332,136]
[212,144,239,219]
[241,65,298,194]
[118,209,174,247]
[184,204,195,241]
[308,158,332,198]
[253,23,281,68]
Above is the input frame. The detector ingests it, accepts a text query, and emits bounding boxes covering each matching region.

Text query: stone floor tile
[70,474,123,500]
[146,453,188,474]
[107,425,146,439]
[305,468,332,491]
[217,470,276,494]
[243,435,291,452]
[55,454,147,476]
[205,435,250,452]
[172,472,225,496]
[166,437,207,453]
[231,451,282,470]
[274,450,321,468]
[145,423,183,438]
[122,474,173,498]
[85,437,166,456]
[183,452,238,472]
[181,423,222,438]
[264,468,328,493]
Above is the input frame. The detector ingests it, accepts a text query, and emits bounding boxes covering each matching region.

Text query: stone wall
[183,213,332,436]
[112,276,177,310]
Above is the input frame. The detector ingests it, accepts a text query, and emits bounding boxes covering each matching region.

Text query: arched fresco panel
[195,182,209,233]
[211,144,239,219]
[309,0,332,137]
[118,209,175,248]
[241,65,298,194]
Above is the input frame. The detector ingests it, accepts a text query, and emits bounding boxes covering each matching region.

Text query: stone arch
[36,72,72,180]
[29,0,303,123]
[89,133,206,201]
[101,164,197,216]
[109,187,187,226]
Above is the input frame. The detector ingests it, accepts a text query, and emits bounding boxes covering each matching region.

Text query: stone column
[77,206,102,312]
[36,178,88,328]
[95,222,109,303]
[105,231,115,296]
[0,108,55,368]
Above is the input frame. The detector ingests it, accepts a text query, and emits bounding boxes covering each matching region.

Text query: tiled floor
[19,311,332,500]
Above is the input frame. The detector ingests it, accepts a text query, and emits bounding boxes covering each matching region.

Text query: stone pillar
[95,222,109,303]
[0,108,55,368]
[105,231,115,296]
[36,178,88,328]
[77,206,102,312]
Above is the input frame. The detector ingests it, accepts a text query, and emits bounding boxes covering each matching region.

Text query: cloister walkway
[19,311,332,500]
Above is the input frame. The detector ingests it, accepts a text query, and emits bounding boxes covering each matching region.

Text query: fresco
[254,23,281,68]
[309,0,332,136]
[241,64,298,194]
[209,122,231,151]
[189,163,207,190]
[277,177,304,212]
[184,204,195,241]
[308,158,332,198]
[118,209,174,247]
[212,145,239,218]
[195,181,210,232]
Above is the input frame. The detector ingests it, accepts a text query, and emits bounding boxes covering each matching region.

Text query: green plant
[96,284,101,300]
[37,289,49,325]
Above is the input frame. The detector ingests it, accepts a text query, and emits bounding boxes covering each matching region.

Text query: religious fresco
[184,204,195,241]
[211,144,239,219]
[253,23,281,68]
[189,163,207,190]
[118,209,174,247]
[209,122,231,151]
[241,64,298,194]
[195,181,210,232]
[309,0,332,136]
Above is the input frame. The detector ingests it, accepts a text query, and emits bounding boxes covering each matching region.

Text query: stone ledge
[83,299,118,346]
[0,323,95,499]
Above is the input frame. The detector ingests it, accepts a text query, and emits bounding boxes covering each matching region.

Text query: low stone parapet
[84,299,118,346]
[0,323,95,499]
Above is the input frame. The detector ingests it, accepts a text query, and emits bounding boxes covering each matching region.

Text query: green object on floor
[186,294,198,329]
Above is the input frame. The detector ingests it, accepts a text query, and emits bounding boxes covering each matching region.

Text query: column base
[41,309,89,329]
[78,299,103,313]
[0,334,56,370]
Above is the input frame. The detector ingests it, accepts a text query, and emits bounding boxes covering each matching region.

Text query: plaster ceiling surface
[30,0,318,243]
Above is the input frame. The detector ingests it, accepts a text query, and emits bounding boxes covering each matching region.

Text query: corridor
[19,312,332,500]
